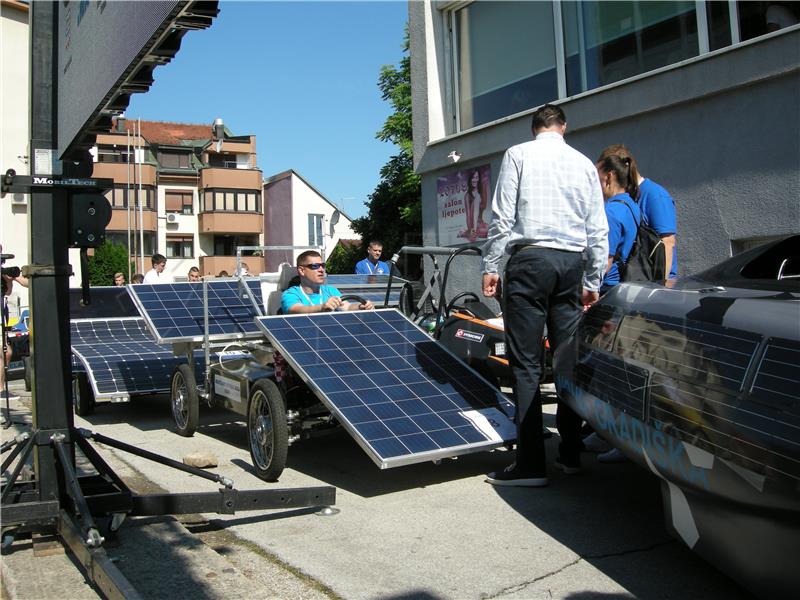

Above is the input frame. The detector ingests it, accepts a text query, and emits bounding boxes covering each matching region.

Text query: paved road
[2,382,753,599]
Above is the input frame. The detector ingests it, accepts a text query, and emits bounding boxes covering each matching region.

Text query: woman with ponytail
[599,144,678,282]
[595,151,641,293]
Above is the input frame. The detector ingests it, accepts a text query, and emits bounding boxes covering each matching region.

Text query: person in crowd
[217,270,229,277]
[188,267,201,282]
[460,168,490,242]
[355,241,391,275]
[143,253,167,284]
[481,104,608,487]
[596,152,641,294]
[284,250,374,314]
[114,272,125,286]
[599,145,677,283]
[1,245,28,402]
[131,273,144,284]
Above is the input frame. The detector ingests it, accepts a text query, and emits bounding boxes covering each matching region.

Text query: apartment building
[263,169,355,271]
[92,118,264,281]
[410,1,799,286]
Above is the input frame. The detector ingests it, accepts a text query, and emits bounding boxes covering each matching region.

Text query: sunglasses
[300,263,325,270]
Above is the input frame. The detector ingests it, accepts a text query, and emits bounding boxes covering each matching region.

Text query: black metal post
[28,0,74,507]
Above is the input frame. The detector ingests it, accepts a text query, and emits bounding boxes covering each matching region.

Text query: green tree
[325,241,362,274]
[352,29,422,277]
[88,241,129,286]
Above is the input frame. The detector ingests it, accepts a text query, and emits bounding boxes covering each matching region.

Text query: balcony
[92,162,157,185]
[199,256,265,277]
[199,167,261,190]
[198,212,262,234]
[108,209,157,231]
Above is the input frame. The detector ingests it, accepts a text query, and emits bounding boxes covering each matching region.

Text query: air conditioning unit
[166,212,179,224]
[11,194,27,204]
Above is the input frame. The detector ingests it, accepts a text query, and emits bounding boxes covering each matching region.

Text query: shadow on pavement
[283,428,511,498]
[492,436,754,600]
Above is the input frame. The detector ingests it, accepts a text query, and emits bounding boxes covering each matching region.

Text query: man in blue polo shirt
[282,250,374,314]
[638,178,677,281]
[355,240,391,275]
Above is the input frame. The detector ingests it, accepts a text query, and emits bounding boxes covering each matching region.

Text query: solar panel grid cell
[127,280,265,343]
[256,309,515,468]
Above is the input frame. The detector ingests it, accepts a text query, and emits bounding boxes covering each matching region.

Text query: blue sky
[127,0,409,219]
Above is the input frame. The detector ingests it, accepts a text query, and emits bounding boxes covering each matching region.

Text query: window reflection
[738,1,799,41]
[455,1,556,129]
[563,1,699,97]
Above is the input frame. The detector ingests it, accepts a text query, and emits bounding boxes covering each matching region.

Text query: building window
[447,0,720,132]
[562,1,698,97]
[165,189,193,214]
[166,235,194,258]
[97,146,131,163]
[738,1,799,41]
[308,214,323,247]
[706,0,732,51]
[208,153,240,168]
[730,235,787,255]
[103,185,155,210]
[158,151,191,169]
[453,1,557,130]
[105,231,156,256]
[200,189,261,212]
[213,235,259,256]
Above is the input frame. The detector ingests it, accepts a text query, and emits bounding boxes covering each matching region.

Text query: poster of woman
[436,164,491,246]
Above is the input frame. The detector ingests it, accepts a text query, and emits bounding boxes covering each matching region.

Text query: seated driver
[281,250,374,314]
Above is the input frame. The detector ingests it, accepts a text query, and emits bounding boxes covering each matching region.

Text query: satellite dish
[329,209,340,237]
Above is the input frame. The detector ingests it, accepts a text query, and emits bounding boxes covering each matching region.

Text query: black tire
[23,356,32,392]
[247,378,288,482]
[171,364,199,437]
[73,371,95,416]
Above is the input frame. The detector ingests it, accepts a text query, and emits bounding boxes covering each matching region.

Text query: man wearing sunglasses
[281,250,375,314]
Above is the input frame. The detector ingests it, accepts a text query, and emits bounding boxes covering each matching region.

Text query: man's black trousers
[504,246,584,473]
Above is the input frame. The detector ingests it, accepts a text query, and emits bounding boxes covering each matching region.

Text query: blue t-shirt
[639,178,678,280]
[281,284,342,314]
[603,193,640,288]
[355,258,391,275]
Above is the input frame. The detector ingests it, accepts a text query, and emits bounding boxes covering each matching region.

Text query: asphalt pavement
[1,380,753,599]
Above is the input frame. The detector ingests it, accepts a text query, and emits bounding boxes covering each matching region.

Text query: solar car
[68,286,211,416]
[126,269,517,482]
[554,235,800,598]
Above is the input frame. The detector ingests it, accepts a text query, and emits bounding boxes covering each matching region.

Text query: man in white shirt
[482,104,608,487]
[143,253,167,284]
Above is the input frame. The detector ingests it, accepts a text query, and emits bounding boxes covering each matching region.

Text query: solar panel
[127,279,265,343]
[256,309,516,468]
[326,274,407,308]
[326,275,406,286]
[71,317,203,398]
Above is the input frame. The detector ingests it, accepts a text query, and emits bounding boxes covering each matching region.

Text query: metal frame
[255,309,515,469]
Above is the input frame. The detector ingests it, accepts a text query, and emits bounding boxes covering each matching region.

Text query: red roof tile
[123,120,211,146]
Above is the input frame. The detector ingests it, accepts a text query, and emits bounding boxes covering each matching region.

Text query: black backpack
[610,199,666,283]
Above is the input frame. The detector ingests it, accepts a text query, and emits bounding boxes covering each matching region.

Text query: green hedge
[88,241,130,286]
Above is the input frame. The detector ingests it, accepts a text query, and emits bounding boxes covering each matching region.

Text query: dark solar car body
[555,235,800,598]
